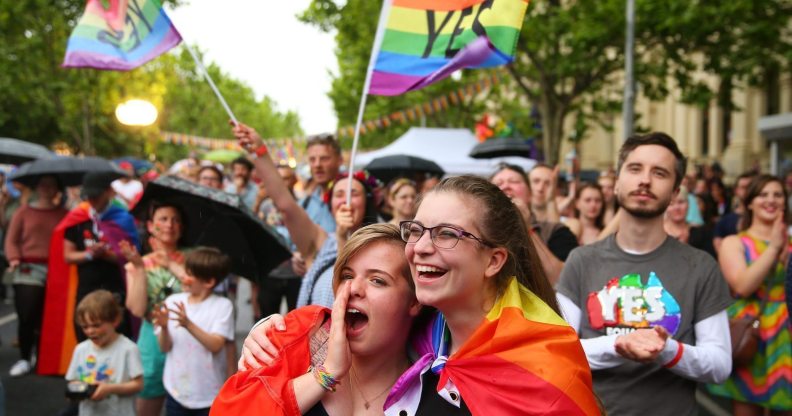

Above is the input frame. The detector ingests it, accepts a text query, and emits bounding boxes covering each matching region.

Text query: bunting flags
[369,0,529,96]
[63,0,182,70]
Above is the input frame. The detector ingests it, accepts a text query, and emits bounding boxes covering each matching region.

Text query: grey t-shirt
[66,335,143,416]
[557,235,732,416]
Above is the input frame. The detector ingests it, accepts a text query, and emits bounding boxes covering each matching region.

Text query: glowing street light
[115,99,158,126]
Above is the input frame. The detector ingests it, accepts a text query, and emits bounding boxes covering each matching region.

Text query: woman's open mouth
[345,308,369,337]
[415,264,448,281]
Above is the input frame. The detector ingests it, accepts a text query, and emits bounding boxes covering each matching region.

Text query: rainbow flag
[38,201,139,375]
[63,0,182,71]
[387,276,600,415]
[370,0,529,96]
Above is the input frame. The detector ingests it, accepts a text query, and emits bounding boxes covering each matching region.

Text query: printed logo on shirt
[76,354,114,383]
[586,272,681,336]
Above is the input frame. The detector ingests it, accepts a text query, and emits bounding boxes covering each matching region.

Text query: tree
[0,0,302,161]
[302,0,792,163]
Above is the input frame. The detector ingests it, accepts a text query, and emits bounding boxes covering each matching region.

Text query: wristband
[663,341,684,368]
[84,251,93,262]
[249,144,268,160]
[310,364,340,392]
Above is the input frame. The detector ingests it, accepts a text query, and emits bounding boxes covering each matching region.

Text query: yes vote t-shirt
[557,235,732,416]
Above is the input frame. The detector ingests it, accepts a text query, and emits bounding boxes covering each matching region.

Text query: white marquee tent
[354,127,535,177]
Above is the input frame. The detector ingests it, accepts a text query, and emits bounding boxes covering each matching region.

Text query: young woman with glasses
[237,176,600,415]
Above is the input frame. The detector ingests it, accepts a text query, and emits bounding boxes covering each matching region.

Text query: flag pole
[346,0,391,205]
[184,44,238,126]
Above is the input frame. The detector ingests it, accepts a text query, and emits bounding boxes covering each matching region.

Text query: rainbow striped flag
[386,277,600,414]
[370,0,529,96]
[62,0,182,71]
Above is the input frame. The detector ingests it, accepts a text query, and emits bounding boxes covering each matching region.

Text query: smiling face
[491,168,530,205]
[405,192,500,312]
[336,241,419,357]
[748,180,785,224]
[615,144,678,219]
[147,206,183,247]
[330,177,366,228]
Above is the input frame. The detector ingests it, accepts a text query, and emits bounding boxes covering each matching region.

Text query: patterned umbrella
[131,175,290,279]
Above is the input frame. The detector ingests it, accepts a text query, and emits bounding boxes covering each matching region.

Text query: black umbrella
[469,137,533,159]
[131,175,291,279]
[364,154,445,184]
[10,156,126,187]
[0,137,54,165]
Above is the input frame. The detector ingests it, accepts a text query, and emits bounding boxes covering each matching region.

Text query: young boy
[154,246,234,415]
[66,290,143,416]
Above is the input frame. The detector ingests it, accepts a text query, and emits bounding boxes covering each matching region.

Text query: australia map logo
[586,272,681,335]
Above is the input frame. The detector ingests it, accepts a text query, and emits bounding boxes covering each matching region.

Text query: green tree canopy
[0,0,302,163]
[302,0,792,163]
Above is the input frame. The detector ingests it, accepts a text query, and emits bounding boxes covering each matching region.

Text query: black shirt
[416,371,471,416]
[64,220,126,301]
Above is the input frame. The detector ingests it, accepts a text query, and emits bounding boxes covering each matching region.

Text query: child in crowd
[66,290,143,416]
[154,247,234,416]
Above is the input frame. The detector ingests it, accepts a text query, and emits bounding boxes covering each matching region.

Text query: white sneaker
[9,359,31,377]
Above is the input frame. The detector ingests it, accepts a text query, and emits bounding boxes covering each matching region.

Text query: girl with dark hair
[709,174,792,415]
[5,175,67,376]
[232,123,380,308]
[120,202,187,416]
[571,183,606,245]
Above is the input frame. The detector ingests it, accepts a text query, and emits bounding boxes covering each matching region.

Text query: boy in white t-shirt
[66,290,143,416]
[154,247,234,415]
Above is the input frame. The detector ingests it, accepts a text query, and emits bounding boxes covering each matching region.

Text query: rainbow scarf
[370,0,529,96]
[62,0,182,71]
[387,277,600,415]
[38,201,139,375]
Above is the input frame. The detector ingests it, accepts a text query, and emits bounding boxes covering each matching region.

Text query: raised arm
[232,122,325,262]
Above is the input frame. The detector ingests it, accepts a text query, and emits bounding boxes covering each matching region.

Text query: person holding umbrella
[38,171,139,376]
[5,175,67,377]
[231,122,378,308]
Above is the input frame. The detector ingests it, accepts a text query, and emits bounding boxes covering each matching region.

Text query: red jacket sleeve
[210,306,330,416]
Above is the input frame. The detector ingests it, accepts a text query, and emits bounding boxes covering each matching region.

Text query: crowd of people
[0,126,790,416]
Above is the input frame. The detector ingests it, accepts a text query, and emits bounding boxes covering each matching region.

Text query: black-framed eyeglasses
[399,221,492,249]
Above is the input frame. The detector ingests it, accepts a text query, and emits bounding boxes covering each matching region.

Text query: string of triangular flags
[160,69,505,150]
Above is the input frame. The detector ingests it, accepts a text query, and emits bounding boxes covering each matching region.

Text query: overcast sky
[167,1,339,135]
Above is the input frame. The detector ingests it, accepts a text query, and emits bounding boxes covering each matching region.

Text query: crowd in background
[0,128,789,415]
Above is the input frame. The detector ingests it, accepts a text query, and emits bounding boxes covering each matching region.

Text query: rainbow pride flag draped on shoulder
[370,0,528,96]
[38,201,139,375]
[63,0,182,70]
[386,277,600,415]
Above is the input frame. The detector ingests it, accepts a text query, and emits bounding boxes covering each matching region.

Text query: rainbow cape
[370,0,529,96]
[387,277,600,415]
[38,201,139,375]
[62,0,182,71]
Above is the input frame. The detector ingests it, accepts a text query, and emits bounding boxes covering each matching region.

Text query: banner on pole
[369,0,529,96]
[63,0,182,71]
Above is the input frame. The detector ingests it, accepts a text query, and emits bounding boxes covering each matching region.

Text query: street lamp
[115,99,158,126]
